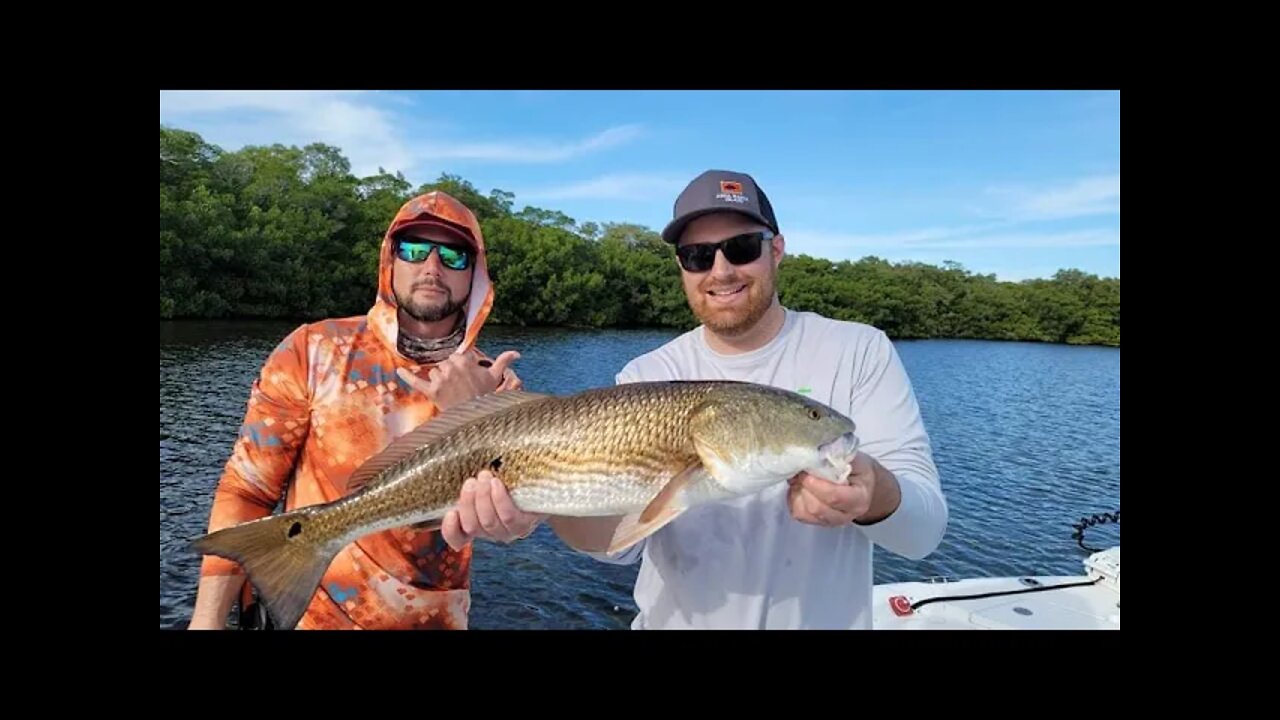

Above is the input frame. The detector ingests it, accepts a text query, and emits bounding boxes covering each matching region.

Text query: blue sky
[159,90,1119,281]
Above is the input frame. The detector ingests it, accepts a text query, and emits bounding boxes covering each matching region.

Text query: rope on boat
[892,509,1120,614]
[908,576,1102,611]
[1070,509,1120,552]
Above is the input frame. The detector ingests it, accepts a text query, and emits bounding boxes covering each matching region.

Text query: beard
[396,279,468,323]
[689,268,776,337]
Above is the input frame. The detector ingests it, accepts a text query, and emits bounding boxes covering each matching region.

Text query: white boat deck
[872,547,1119,630]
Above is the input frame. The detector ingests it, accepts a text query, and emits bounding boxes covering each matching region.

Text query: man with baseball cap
[659,169,781,244]
[550,169,950,630]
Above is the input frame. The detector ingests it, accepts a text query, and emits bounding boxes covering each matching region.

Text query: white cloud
[785,225,1117,258]
[517,172,687,201]
[924,228,1118,249]
[982,173,1120,221]
[158,91,643,178]
[160,91,412,178]
[810,221,1012,248]
[781,172,1120,276]
[159,90,369,114]
[413,124,642,164]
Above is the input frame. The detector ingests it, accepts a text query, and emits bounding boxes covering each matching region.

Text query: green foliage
[159,126,1119,347]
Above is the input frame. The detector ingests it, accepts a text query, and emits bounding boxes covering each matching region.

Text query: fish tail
[188,509,336,631]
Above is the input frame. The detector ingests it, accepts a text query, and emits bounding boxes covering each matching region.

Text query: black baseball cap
[661,169,780,244]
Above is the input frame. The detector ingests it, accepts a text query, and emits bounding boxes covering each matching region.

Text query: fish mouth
[818,431,857,458]
[814,431,859,484]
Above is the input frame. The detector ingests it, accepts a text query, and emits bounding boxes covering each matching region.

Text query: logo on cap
[715,179,749,205]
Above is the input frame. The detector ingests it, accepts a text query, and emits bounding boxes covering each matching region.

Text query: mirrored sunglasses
[395,239,472,271]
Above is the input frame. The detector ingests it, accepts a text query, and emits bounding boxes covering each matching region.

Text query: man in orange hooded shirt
[187,191,545,630]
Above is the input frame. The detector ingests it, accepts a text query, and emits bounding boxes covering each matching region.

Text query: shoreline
[158,317,1120,349]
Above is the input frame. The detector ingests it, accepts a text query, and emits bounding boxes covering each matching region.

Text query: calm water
[159,320,1120,629]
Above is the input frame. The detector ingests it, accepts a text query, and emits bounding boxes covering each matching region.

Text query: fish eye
[808,408,821,420]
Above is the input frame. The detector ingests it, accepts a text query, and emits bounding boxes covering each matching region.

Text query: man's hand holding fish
[787,451,902,528]
[441,469,546,550]
[398,351,542,549]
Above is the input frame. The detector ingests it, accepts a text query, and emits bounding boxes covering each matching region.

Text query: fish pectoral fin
[640,462,702,523]
[605,462,703,554]
[347,389,550,493]
[607,506,688,555]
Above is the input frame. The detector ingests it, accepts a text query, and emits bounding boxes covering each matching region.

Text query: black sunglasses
[676,231,772,272]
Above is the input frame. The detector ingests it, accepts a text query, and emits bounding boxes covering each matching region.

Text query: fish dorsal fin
[347,390,550,493]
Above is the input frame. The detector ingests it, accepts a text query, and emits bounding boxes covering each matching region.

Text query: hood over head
[368,191,494,359]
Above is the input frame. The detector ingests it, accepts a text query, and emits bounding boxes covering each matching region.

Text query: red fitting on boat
[889,595,914,616]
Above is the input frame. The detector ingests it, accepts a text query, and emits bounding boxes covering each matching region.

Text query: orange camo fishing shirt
[198,191,500,630]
